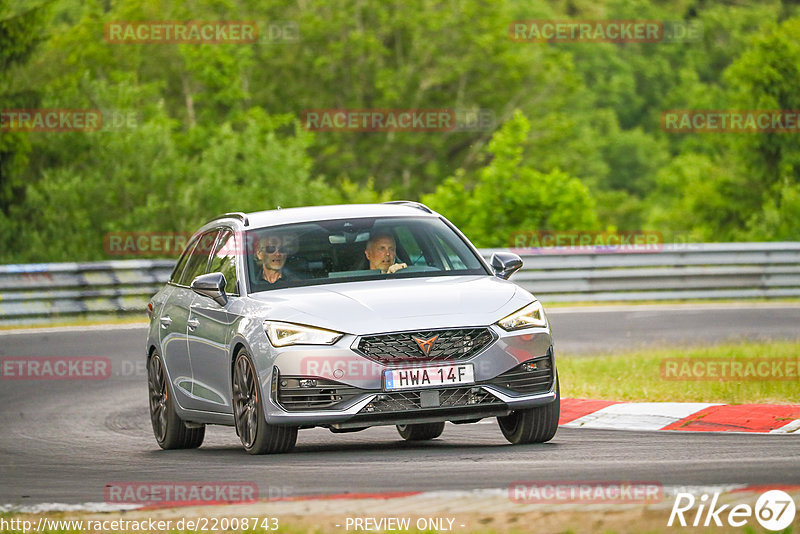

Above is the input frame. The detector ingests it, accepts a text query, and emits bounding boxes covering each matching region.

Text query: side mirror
[490,252,523,280]
[191,272,228,306]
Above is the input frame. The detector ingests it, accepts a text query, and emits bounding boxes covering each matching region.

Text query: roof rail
[209,212,250,226]
[382,200,433,214]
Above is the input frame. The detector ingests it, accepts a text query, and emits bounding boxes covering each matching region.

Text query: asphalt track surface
[1,305,799,506]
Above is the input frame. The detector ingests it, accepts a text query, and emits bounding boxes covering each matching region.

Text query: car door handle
[160,316,172,329]
[187,318,200,330]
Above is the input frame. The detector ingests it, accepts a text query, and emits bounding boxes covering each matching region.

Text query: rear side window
[170,235,200,283]
[177,230,219,286]
[209,230,239,295]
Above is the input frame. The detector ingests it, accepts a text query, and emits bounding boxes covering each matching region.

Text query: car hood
[247,275,531,335]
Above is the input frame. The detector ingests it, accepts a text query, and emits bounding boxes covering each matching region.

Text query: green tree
[423,111,598,247]
[725,17,800,240]
[0,0,50,254]
[4,0,800,264]
[649,16,800,241]
[646,153,731,242]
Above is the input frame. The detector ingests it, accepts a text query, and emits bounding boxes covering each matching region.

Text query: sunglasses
[262,245,285,254]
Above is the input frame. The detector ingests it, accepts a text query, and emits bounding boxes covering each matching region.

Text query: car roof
[208,202,439,231]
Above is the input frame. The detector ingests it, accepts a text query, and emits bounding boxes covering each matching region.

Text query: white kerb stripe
[562,402,722,431]
[769,419,800,434]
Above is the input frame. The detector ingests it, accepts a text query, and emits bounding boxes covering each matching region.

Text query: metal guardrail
[1,242,799,323]
[0,260,174,323]
[486,242,800,302]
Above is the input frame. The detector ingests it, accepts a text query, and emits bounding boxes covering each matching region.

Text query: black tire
[232,349,297,454]
[396,422,445,441]
[147,351,205,449]
[497,379,560,445]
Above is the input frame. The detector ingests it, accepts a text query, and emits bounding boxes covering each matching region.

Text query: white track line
[0,486,760,514]
[0,323,148,336]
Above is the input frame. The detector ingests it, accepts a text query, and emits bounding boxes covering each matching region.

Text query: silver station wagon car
[146,202,559,454]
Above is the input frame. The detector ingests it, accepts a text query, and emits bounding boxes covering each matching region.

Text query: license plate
[383,364,474,391]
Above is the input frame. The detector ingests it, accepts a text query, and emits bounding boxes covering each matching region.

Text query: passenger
[255,235,293,284]
[365,232,407,274]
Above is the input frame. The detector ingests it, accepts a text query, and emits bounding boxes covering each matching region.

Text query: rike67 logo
[668,489,796,531]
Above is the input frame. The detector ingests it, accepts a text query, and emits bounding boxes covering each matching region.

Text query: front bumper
[262,325,556,428]
[264,382,557,428]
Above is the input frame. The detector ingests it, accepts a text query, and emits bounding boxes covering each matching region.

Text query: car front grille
[277,377,368,411]
[355,327,495,364]
[486,353,554,396]
[359,386,502,414]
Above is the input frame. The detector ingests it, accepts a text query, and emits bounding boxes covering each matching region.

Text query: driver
[364,232,407,274]
[255,234,294,284]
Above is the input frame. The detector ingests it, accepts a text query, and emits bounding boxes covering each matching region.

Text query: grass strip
[559,341,800,404]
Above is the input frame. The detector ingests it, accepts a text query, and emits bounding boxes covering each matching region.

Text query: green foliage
[11,106,354,262]
[651,15,800,241]
[255,0,570,194]
[647,153,728,242]
[0,1,49,217]
[725,17,800,240]
[2,0,800,263]
[423,111,598,247]
[0,1,53,258]
[747,181,800,241]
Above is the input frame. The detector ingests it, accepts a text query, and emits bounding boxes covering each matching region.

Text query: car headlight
[264,321,343,347]
[496,301,548,331]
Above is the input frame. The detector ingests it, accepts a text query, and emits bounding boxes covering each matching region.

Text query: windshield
[245,216,488,292]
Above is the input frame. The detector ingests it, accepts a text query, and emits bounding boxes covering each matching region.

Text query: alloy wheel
[147,355,168,443]
[233,354,258,448]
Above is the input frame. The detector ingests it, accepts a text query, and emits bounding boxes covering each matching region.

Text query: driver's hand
[387,263,407,274]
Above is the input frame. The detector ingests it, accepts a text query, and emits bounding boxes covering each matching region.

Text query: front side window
[246,217,487,292]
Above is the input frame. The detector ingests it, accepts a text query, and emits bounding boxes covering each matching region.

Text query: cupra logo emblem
[412,335,439,356]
